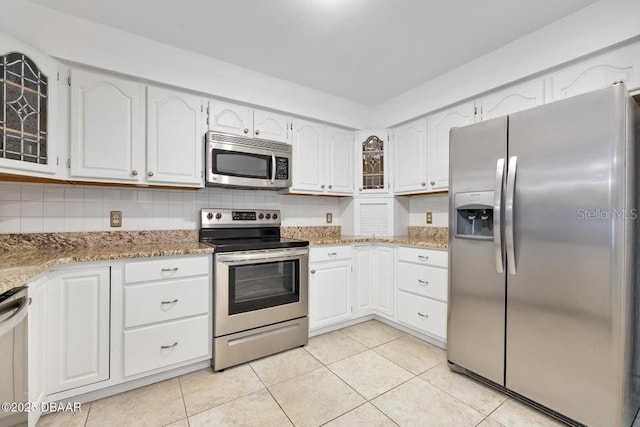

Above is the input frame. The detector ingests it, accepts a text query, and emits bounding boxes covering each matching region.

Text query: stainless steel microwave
[205,132,291,189]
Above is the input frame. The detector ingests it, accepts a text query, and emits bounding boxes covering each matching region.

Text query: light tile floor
[38,320,564,427]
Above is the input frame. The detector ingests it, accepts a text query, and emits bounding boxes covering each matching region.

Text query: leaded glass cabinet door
[356,130,390,194]
[0,33,59,175]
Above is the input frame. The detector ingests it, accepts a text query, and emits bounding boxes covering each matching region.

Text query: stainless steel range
[199,208,309,371]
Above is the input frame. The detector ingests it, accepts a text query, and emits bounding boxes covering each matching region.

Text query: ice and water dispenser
[454,191,495,239]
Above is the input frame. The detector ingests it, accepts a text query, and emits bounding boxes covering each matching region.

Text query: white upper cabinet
[0,32,60,176]
[427,101,475,191]
[479,79,546,120]
[146,86,204,187]
[291,118,324,192]
[325,125,354,195]
[551,43,640,100]
[208,100,291,143]
[393,118,428,194]
[253,109,291,143]
[70,68,145,182]
[207,100,253,137]
[356,130,390,194]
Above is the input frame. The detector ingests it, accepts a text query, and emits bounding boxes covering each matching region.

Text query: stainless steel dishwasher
[0,287,29,427]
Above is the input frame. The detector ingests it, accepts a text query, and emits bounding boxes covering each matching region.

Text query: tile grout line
[248,363,296,427]
[83,402,92,427]
[176,376,191,427]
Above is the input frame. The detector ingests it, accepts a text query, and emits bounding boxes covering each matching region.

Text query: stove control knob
[215,213,222,220]
[258,213,264,220]
[272,213,278,220]
[265,213,271,220]
[206,212,214,220]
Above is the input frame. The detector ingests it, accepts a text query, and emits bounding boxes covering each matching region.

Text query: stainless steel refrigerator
[448,83,640,427]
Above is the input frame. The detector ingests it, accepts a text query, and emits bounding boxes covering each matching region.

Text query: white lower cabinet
[354,246,395,317]
[28,278,47,425]
[309,246,352,331]
[397,291,447,339]
[46,267,111,394]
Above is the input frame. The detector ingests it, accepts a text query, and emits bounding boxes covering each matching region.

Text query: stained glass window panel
[361,135,384,190]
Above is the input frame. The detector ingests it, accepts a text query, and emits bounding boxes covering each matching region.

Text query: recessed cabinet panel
[47,267,110,393]
[291,118,324,192]
[480,79,545,120]
[375,246,394,317]
[253,109,291,143]
[353,247,373,313]
[208,100,253,136]
[70,69,144,181]
[326,126,354,195]
[393,119,427,194]
[146,86,203,186]
[427,102,475,191]
[309,261,351,330]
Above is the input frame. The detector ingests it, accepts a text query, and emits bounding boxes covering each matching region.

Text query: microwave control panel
[275,157,289,180]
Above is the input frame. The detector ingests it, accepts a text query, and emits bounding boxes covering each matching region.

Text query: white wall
[0,182,340,234]
[409,195,448,228]
[372,0,640,127]
[0,0,371,130]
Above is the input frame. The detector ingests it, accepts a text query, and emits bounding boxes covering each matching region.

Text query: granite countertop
[306,236,448,250]
[0,231,214,295]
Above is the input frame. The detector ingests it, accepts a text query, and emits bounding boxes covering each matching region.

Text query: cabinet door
[480,79,545,120]
[353,247,373,314]
[374,247,395,317]
[208,100,252,137]
[253,109,291,143]
[146,86,203,187]
[427,102,475,191]
[47,267,110,393]
[291,119,324,193]
[552,43,640,100]
[393,119,427,194]
[70,69,144,181]
[28,280,46,423]
[0,33,60,175]
[325,126,354,195]
[309,261,351,330]
[357,130,390,194]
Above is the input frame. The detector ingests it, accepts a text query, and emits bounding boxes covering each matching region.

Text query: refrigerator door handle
[505,156,517,275]
[493,158,505,273]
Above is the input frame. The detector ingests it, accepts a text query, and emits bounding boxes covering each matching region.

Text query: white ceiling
[26,0,597,106]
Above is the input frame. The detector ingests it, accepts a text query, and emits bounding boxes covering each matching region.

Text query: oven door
[206,141,291,189]
[214,248,308,336]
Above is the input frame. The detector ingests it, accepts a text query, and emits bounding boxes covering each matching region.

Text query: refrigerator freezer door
[448,116,507,385]
[506,84,632,426]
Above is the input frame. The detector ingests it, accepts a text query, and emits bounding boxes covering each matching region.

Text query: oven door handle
[216,249,308,265]
[270,152,276,184]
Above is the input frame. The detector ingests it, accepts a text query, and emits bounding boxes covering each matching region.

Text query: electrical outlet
[110,211,122,227]
[426,211,433,224]
[326,213,333,224]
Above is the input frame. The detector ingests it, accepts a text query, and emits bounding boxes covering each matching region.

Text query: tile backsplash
[0,182,341,234]
[409,194,448,227]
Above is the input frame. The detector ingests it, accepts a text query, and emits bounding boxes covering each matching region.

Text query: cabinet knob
[310,269,316,274]
[358,187,363,192]
[321,184,325,189]
[255,130,260,136]
[131,170,138,176]
[148,171,154,177]
[418,312,429,318]
[421,182,426,187]
[328,185,333,189]
[430,181,435,186]
[244,128,249,134]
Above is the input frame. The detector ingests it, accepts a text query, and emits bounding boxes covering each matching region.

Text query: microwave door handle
[270,152,276,184]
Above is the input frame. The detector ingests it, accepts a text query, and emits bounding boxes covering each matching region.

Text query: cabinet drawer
[309,245,352,263]
[125,255,209,284]
[124,315,209,377]
[397,247,447,268]
[124,276,210,328]
[398,262,447,302]
[397,291,446,340]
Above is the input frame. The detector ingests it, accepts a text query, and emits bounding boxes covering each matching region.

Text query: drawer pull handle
[161,267,179,272]
[418,312,429,318]
[418,255,429,261]
[161,342,178,349]
[161,299,179,305]
[310,270,316,274]
[418,279,429,286]
[328,252,337,256]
